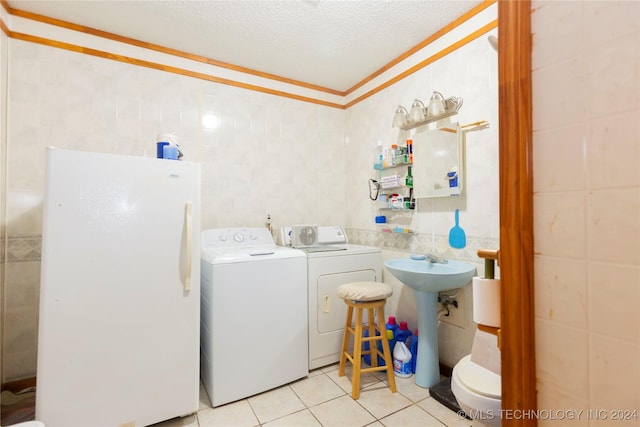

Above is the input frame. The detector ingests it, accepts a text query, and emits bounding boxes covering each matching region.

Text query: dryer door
[317,269,377,333]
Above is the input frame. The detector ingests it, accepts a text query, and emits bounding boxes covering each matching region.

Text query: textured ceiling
[8,0,483,91]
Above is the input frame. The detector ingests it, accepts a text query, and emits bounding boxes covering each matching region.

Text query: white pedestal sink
[384,257,476,388]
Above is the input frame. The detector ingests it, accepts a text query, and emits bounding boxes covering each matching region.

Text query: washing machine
[282,226,382,370]
[200,228,308,407]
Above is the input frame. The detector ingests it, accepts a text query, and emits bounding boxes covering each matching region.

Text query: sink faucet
[424,253,448,264]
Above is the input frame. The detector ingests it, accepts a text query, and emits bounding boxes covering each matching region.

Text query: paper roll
[472,277,501,328]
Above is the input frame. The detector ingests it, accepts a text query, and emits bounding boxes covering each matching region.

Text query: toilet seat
[455,355,501,399]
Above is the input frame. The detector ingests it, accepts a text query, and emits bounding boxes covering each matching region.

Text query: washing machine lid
[456,355,501,399]
[202,245,305,263]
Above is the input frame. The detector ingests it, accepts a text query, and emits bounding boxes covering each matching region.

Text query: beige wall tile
[535,319,589,400]
[534,256,588,330]
[587,188,640,265]
[535,382,589,427]
[532,56,586,131]
[586,111,640,190]
[534,192,587,259]
[586,31,640,120]
[533,124,586,193]
[589,263,640,343]
[589,334,640,411]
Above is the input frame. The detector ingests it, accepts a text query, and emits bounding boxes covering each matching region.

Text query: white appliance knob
[233,233,244,242]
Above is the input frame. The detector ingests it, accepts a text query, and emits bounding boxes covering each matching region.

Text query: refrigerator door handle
[184,201,193,293]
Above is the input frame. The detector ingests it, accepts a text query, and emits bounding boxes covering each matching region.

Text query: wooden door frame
[498,1,536,425]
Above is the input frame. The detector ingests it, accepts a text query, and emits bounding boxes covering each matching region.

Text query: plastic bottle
[386,316,399,337]
[394,321,413,348]
[406,138,413,163]
[363,328,380,366]
[393,341,413,378]
[374,141,383,169]
[405,166,413,187]
[364,322,396,366]
[265,214,272,234]
[391,144,399,165]
[405,328,419,373]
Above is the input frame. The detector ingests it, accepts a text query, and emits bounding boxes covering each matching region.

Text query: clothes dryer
[282,226,382,369]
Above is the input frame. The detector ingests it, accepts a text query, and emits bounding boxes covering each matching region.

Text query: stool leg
[377,304,397,393]
[339,304,354,377]
[366,307,378,368]
[352,306,364,399]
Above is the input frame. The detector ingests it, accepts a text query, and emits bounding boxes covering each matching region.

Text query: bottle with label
[374,142,383,169]
[363,328,381,366]
[393,341,413,378]
[406,139,413,163]
[405,329,419,373]
[364,318,397,366]
[394,321,413,348]
[405,166,413,187]
[386,316,399,336]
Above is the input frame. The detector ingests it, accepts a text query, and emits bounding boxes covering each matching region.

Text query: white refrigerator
[36,148,201,427]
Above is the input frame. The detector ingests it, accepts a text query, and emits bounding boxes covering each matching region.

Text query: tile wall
[531,1,640,424]
[344,32,499,367]
[1,14,498,380]
[2,39,347,380]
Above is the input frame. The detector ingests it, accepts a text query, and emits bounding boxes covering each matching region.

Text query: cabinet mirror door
[413,123,463,198]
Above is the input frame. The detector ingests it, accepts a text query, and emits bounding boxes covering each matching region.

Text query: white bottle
[393,341,413,378]
[374,141,384,169]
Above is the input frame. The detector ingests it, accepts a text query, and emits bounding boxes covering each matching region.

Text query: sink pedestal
[383,258,476,389]
[413,291,441,388]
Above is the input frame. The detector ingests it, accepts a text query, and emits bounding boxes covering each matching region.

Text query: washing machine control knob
[233,232,244,243]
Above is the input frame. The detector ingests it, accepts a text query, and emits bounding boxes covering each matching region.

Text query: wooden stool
[337,281,397,399]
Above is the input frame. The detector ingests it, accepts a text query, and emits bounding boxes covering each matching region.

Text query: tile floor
[153,364,473,427]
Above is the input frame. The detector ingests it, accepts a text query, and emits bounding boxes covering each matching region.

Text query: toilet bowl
[451,354,502,427]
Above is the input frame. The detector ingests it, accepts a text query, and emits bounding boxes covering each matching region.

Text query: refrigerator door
[36,148,201,427]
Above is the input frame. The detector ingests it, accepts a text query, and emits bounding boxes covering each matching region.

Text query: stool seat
[337,281,397,400]
[337,281,392,302]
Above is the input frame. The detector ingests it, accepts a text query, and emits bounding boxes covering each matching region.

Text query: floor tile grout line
[194,368,464,427]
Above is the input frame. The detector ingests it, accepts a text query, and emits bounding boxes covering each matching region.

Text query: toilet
[451,250,502,426]
[451,353,501,427]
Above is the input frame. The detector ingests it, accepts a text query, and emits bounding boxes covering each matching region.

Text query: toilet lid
[455,355,501,399]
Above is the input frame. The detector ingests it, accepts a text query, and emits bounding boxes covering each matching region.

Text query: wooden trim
[498,0,536,424]
[10,31,344,110]
[2,0,343,97]
[346,0,496,94]
[2,0,496,107]
[0,17,9,37]
[344,20,497,109]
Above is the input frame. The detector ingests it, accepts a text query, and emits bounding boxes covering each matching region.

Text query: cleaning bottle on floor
[405,328,419,373]
[394,321,412,348]
[363,328,381,366]
[393,341,413,378]
[386,316,399,337]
